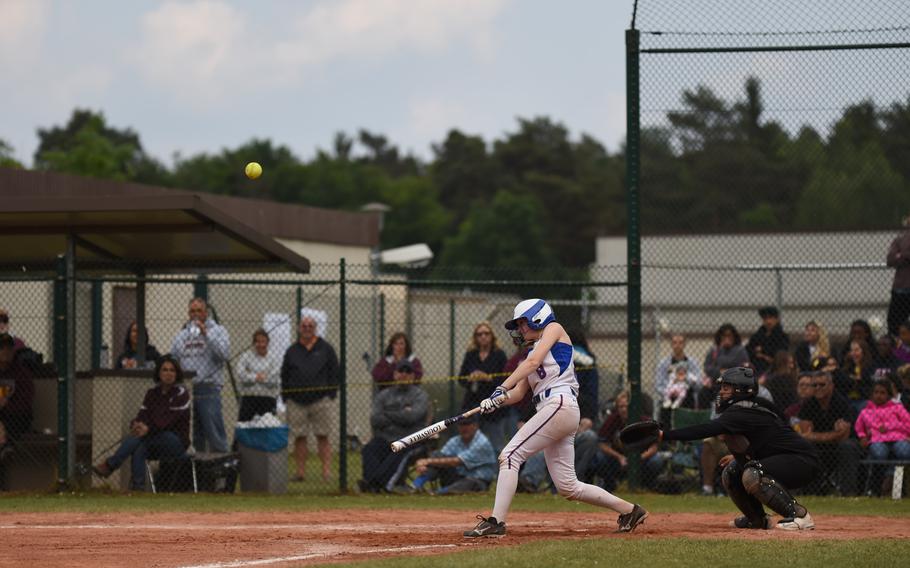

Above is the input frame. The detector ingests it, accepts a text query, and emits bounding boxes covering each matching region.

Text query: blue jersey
[527,340,578,396]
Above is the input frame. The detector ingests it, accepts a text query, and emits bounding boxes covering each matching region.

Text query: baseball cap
[0,333,15,348]
[758,306,779,318]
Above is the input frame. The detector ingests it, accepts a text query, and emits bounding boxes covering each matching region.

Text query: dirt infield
[2,509,909,568]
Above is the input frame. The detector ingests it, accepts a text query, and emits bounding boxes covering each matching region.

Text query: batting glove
[480,386,509,414]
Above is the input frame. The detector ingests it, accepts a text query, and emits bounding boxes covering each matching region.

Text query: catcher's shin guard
[721,460,768,528]
[742,461,807,520]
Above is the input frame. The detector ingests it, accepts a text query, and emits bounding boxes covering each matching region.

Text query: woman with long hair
[93,355,190,490]
[838,339,876,412]
[458,321,508,452]
[765,351,798,411]
[794,321,829,372]
[371,332,423,389]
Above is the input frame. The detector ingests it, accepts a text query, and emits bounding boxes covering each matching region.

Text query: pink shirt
[854,400,910,444]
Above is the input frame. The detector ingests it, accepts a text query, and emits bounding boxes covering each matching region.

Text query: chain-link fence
[626,0,910,496]
[0,264,633,495]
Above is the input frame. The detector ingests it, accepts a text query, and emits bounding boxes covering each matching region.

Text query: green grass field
[1,490,908,516]
[2,492,908,567]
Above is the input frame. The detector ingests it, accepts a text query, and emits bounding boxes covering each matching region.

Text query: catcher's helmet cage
[505,299,555,331]
[715,366,758,413]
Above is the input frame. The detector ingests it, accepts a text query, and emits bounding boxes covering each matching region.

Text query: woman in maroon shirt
[93,355,190,490]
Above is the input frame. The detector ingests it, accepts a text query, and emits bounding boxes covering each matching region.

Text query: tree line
[2,77,909,275]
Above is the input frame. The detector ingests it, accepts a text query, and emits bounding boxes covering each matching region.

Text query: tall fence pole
[448,298,456,418]
[55,236,77,489]
[625,26,643,490]
[338,258,348,492]
[53,255,67,489]
[90,281,102,369]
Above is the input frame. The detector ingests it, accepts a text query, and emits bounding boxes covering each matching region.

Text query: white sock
[703,484,713,493]
[573,482,634,514]
[491,468,519,523]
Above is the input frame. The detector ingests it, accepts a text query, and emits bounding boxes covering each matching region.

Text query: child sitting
[662,362,695,410]
[854,379,910,495]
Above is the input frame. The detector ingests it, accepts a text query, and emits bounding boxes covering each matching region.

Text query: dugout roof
[0,169,312,274]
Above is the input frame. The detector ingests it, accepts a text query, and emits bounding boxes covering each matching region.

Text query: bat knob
[390,441,406,453]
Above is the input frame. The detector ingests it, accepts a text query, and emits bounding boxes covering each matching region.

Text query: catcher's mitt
[619,420,661,451]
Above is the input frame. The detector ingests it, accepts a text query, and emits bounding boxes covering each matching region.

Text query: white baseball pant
[491,394,634,522]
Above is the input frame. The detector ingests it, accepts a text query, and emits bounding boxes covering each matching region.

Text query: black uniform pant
[888,289,910,337]
[360,436,409,492]
[751,453,821,489]
[725,453,821,523]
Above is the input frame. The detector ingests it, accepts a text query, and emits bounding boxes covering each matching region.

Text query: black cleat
[729,515,771,529]
[616,504,648,533]
[463,515,506,537]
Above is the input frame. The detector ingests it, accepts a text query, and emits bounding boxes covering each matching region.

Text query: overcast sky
[0,0,631,166]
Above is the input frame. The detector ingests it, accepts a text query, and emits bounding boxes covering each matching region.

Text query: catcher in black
[658,367,821,530]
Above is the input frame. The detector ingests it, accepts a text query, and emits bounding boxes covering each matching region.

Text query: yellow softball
[245,162,262,179]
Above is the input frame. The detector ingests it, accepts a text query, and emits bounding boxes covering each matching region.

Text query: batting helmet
[505,299,555,331]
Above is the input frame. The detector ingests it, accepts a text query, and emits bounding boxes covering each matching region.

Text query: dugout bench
[859,459,910,500]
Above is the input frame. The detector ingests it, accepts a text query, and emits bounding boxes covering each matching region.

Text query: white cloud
[130,0,510,104]
[275,0,509,67]
[407,97,472,142]
[0,0,49,70]
[130,0,248,103]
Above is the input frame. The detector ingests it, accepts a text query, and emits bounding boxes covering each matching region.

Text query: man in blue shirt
[412,414,497,494]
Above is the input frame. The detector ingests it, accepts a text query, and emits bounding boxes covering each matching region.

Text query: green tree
[172,138,302,199]
[431,129,500,229]
[435,190,558,279]
[376,175,450,252]
[0,139,23,169]
[35,109,170,184]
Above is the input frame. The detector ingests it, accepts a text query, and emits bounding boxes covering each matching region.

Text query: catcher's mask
[715,366,758,413]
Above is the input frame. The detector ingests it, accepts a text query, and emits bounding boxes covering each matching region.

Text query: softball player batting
[463,299,647,537]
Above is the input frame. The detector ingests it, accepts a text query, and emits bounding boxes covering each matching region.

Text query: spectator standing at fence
[372,332,423,390]
[0,310,26,352]
[887,214,910,337]
[0,334,34,441]
[411,413,497,495]
[234,328,281,421]
[358,360,429,493]
[458,322,509,452]
[92,355,190,490]
[746,307,790,378]
[836,319,873,365]
[765,351,799,413]
[655,334,702,402]
[170,298,230,453]
[704,324,749,380]
[116,321,161,370]
[854,379,910,495]
[795,321,829,373]
[282,316,339,482]
[797,371,861,495]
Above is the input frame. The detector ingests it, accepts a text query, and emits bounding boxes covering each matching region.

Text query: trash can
[235,425,289,494]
